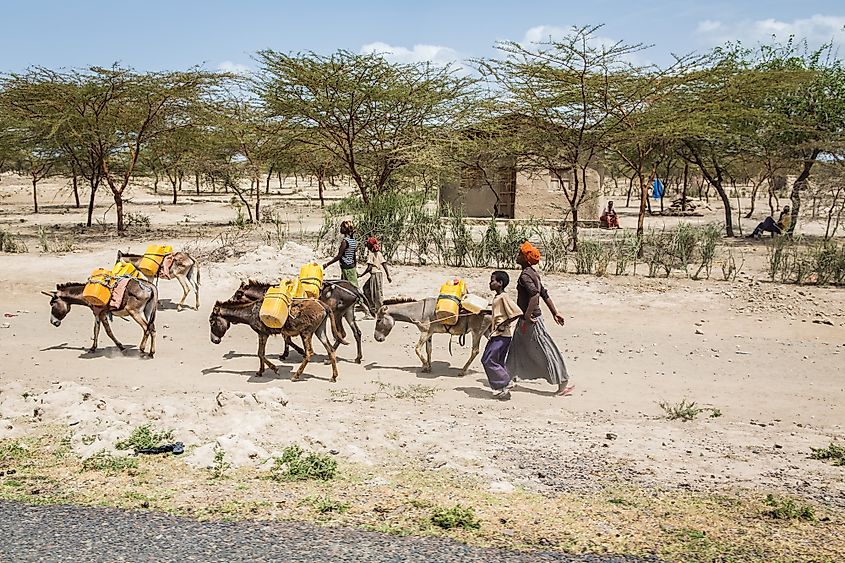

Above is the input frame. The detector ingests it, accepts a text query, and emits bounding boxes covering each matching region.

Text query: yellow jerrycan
[298,262,324,299]
[111,261,141,278]
[137,244,173,277]
[435,278,467,326]
[83,268,113,307]
[259,279,296,328]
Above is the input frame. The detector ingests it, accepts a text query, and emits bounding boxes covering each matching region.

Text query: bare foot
[555,384,574,397]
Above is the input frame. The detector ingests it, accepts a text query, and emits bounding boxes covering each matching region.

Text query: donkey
[43,279,158,357]
[208,297,342,381]
[117,250,200,311]
[232,279,363,364]
[374,297,492,374]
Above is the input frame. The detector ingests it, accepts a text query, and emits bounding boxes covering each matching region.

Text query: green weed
[115,424,174,452]
[271,445,337,481]
[431,504,481,530]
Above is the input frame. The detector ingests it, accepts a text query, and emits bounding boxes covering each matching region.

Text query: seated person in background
[600,201,620,229]
[749,206,791,238]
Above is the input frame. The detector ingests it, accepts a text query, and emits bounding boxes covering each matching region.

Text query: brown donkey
[209,297,342,381]
[231,279,362,363]
[43,279,158,357]
[117,250,200,311]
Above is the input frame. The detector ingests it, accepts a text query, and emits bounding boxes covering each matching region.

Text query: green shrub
[271,445,337,481]
[308,495,349,514]
[693,224,721,279]
[0,230,27,253]
[763,494,815,521]
[810,443,845,466]
[431,504,481,529]
[209,444,230,479]
[115,424,174,451]
[659,399,702,421]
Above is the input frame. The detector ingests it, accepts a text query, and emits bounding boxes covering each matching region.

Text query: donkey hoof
[354,358,362,365]
[458,370,467,377]
[422,367,432,374]
[87,347,97,353]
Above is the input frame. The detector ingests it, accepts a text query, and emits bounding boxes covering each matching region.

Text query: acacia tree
[662,46,789,237]
[1,66,217,233]
[480,25,654,249]
[604,54,704,244]
[753,42,845,234]
[210,87,296,222]
[256,50,474,204]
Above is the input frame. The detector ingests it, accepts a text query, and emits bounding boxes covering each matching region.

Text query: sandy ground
[1,176,845,559]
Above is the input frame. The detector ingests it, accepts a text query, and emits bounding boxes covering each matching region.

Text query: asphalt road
[0,501,660,563]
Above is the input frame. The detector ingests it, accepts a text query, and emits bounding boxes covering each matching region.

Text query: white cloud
[520,25,650,65]
[217,61,252,75]
[695,14,845,48]
[359,42,461,66]
[522,25,570,44]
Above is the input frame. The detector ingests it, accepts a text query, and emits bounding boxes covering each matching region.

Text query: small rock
[695,329,704,335]
[606,433,617,440]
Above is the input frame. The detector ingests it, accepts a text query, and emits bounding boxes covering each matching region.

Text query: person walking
[360,237,392,315]
[323,221,359,287]
[506,241,574,397]
[481,270,522,400]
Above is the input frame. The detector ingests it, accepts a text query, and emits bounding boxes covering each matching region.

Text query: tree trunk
[195,173,200,196]
[767,177,776,216]
[254,176,261,222]
[171,179,178,205]
[745,177,763,218]
[278,171,283,189]
[86,179,98,227]
[114,193,125,234]
[317,171,326,208]
[788,152,819,235]
[153,171,159,194]
[32,177,39,213]
[824,188,842,239]
[266,166,274,195]
[625,175,634,207]
[570,205,578,251]
[713,180,734,237]
[681,163,688,211]
[72,171,80,208]
[636,173,648,258]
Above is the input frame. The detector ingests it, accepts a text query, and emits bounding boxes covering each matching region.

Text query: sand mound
[205,242,327,288]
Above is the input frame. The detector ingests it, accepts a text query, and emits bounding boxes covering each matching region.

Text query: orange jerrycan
[137,244,173,277]
[83,268,113,307]
[435,278,467,326]
[259,279,296,328]
[299,262,324,299]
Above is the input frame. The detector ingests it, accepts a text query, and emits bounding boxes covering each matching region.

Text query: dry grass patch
[0,431,843,561]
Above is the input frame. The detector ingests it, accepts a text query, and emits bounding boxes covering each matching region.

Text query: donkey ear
[41,291,55,297]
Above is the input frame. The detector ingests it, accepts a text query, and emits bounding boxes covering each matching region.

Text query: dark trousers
[753,217,781,236]
[482,336,512,390]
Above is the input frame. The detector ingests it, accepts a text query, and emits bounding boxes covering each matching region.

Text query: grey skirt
[505,317,569,386]
[362,272,384,315]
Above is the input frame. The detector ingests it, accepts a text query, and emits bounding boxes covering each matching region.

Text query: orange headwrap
[520,241,541,265]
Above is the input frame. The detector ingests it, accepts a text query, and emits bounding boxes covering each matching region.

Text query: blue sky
[1,0,843,72]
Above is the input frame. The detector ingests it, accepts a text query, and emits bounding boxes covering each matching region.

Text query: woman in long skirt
[360,237,392,315]
[505,241,574,397]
